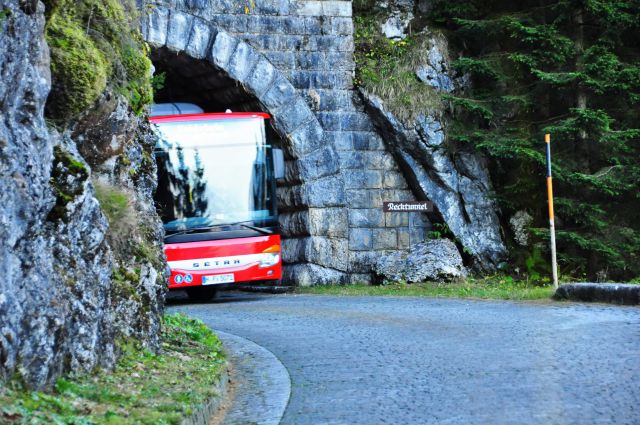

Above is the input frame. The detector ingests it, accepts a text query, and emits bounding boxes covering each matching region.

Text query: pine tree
[429,0,640,279]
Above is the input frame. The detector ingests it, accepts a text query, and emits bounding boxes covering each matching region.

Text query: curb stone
[215,330,291,425]
[181,364,229,425]
[555,283,640,305]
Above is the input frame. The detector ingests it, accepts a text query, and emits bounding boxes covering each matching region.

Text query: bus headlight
[259,252,280,268]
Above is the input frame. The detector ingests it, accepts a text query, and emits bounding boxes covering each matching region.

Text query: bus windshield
[152,117,277,233]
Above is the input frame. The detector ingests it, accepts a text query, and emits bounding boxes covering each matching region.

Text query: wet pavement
[169,292,640,425]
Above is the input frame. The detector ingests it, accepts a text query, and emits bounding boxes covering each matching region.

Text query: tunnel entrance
[152,47,265,114]
[151,47,285,146]
[150,47,290,211]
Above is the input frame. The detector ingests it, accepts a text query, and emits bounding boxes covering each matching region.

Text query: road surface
[169,292,640,425]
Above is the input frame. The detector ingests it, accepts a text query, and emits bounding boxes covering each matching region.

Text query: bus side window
[273,148,285,180]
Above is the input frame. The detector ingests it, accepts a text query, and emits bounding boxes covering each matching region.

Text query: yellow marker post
[545,134,559,289]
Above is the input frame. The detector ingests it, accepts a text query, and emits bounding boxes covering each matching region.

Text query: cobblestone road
[170,293,640,425]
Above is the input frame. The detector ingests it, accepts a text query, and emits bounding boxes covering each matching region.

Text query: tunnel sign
[383,201,433,212]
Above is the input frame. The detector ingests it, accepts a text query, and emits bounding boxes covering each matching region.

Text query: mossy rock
[0,8,11,23]
[112,267,142,301]
[45,12,109,120]
[94,182,130,225]
[47,146,90,222]
[119,35,153,114]
[44,0,152,121]
[354,14,443,123]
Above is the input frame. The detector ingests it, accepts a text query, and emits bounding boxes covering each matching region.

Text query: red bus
[150,103,284,300]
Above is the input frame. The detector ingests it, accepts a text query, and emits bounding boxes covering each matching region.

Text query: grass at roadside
[296,276,556,301]
[0,314,226,425]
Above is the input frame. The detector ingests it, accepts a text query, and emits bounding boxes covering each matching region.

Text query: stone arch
[142,7,350,285]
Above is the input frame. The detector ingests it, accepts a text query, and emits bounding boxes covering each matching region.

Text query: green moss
[0,314,226,424]
[45,0,153,121]
[46,12,109,120]
[112,267,142,302]
[47,146,89,222]
[121,45,154,114]
[94,183,129,226]
[93,183,164,270]
[140,150,154,174]
[60,150,88,176]
[0,8,11,23]
[135,242,163,270]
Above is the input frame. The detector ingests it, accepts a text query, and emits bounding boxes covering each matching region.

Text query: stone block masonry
[142,0,430,285]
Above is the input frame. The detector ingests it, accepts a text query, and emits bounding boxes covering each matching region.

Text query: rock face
[509,210,533,247]
[378,0,415,40]
[362,91,507,271]
[381,12,414,40]
[0,1,164,389]
[359,22,507,271]
[353,1,507,272]
[374,239,467,283]
[415,36,455,93]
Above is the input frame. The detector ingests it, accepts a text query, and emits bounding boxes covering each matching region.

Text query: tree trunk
[574,7,590,170]
[538,0,551,120]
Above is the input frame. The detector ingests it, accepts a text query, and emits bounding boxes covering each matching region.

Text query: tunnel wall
[142,0,429,285]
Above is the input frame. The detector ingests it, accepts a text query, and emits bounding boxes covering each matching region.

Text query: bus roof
[149,112,271,123]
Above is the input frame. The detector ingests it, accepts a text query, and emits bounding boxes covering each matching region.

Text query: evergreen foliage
[428,0,640,280]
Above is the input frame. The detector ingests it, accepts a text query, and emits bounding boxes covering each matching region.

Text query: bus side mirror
[273,148,285,180]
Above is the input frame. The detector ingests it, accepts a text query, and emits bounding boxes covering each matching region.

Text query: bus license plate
[202,274,234,285]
